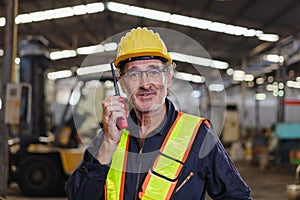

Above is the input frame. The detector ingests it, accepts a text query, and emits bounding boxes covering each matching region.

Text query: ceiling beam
[84,32,100,45]
[260,0,300,31]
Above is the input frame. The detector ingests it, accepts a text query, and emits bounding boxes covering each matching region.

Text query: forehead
[124,59,164,71]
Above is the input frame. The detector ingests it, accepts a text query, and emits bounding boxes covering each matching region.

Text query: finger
[109,108,127,119]
[104,100,126,114]
[108,111,124,124]
[104,104,126,118]
[103,97,125,109]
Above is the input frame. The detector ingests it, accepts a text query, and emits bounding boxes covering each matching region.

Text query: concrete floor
[6,161,297,200]
[234,162,296,200]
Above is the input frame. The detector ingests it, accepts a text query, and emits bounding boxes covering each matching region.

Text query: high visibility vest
[105,112,206,200]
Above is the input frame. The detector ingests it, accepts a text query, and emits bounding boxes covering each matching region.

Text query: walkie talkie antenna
[110,62,120,96]
[109,61,128,129]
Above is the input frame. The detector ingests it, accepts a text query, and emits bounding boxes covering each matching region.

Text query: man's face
[119,59,171,113]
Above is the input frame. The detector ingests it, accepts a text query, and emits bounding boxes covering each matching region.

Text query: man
[65,27,251,200]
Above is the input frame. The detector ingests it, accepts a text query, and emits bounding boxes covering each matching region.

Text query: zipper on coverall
[134,147,143,200]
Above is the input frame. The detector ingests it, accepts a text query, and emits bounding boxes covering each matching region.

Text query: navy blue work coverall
[65,98,252,200]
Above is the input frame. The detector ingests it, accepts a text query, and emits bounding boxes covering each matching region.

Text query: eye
[128,71,140,78]
[148,69,160,76]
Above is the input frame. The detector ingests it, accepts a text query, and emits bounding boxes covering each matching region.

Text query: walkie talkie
[110,62,128,130]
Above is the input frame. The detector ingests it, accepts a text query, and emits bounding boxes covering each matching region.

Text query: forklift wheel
[17,155,62,196]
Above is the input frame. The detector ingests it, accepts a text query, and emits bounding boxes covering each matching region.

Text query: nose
[138,72,152,89]
[140,71,151,82]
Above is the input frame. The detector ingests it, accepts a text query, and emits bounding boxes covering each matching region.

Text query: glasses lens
[147,69,162,79]
[124,68,166,81]
[127,71,141,81]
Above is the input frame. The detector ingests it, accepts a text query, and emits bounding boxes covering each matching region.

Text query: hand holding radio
[116,97,128,129]
[102,96,128,145]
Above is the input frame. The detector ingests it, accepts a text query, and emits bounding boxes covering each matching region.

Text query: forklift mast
[7,37,85,196]
[19,36,51,139]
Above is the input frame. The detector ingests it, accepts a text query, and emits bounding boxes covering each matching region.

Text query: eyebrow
[128,64,163,71]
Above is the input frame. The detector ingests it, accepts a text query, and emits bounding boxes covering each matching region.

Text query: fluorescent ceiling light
[266,84,274,91]
[267,76,274,83]
[15,14,32,23]
[45,7,74,20]
[73,5,87,15]
[86,3,105,13]
[47,70,72,80]
[278,82,284,89]
[224,25,247,36]
[15,2,104,24]
[106,1,279,42]
[194,19,212,29]
[254,93,266,101]
[77,45,104,55]
[50,50,77,60]
[272,89,284,97]
[76,42,117,55]
[169,52,186,62]
[127,6,145,17]
[226,68,234,76]
[208,84,224,92]
[106,2,130,14]
[212,60,229,69]
[244,74,254,81]
[30,11,48,22]
[243,29,256,37]
[208,22,226,33]
[263,54,284,63]
[1,1,279,42]
[0,17,5,26]
[286,81,300,89]
[107,2,171,22]
[278,90,284,97]
[15,57,20,64]
[192,75,205,83]
[170,52,228,69]
[174,72,194,82]
[143,8,171,22]
[104,42,118,51]
[233,70,245,81]
[174,72,205,83]
[169,14,194,26]
[169,15,212,29]
[255,30,263,37]
[256,77,264,85]
[76,64,111,75]
[258,34,279,42]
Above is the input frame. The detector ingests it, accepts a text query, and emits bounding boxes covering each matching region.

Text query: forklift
[7,37,109,196]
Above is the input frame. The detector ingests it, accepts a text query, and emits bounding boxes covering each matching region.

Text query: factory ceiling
[0,0,300,77]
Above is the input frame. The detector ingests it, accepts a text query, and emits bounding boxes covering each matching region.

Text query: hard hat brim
[114,51,172,69]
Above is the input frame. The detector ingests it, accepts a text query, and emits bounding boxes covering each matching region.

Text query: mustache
[136,88,157,94]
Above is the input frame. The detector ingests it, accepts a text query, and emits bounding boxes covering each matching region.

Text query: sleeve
[199,124,252,200]
[65,132,110,200]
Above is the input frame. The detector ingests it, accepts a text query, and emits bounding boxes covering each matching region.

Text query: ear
[166,71,172,88]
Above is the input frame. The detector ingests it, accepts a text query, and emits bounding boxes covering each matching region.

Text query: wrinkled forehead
[123,59,164,71]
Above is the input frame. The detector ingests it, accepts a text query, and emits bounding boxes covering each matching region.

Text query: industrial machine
[6,37,107,196]
[286,165,300,200]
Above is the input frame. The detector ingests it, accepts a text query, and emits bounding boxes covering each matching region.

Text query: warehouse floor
[6,161,297,200]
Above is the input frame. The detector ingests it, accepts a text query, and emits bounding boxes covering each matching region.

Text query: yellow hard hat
[114,27,172,69]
